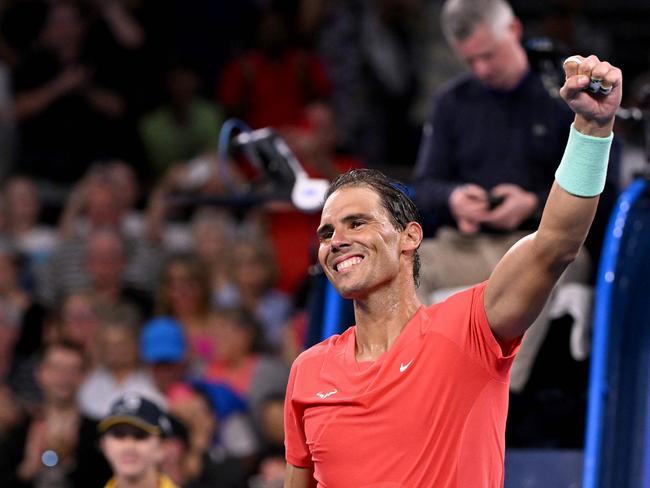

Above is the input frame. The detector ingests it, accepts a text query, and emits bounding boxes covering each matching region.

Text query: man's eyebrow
[341,213,373,223]
[316,213,374,238]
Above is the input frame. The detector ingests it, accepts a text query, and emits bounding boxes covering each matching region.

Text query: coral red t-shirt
[284,283,520,487]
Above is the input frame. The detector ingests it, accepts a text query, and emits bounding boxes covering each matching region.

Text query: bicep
[285,463,316,488]
[484,233,560,343]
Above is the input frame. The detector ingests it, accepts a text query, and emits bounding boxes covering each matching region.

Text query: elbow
[533,232,582,273]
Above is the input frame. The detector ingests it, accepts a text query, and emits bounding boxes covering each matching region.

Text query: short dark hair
[325,169,421,287]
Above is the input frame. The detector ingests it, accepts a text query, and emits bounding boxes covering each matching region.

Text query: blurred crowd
[0,0,648,486]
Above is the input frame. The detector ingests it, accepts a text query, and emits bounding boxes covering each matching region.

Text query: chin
[333,280,368,300]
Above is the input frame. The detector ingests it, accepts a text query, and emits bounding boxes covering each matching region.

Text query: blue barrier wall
[584,179,650,488]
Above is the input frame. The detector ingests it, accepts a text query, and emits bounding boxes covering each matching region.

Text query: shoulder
[291,327,353,371]
[421,283,488,327]
[159,474,179,488]
[428,73,482,119]
[435,72,479,100]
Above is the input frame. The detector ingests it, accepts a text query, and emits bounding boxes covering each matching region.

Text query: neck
[11,220,35,234]
[44,401,78,416]
[115,470,160,488]
[176,311,205,329]
[352,282,421,362]
[96,284,120,300]
[111,365,135,383]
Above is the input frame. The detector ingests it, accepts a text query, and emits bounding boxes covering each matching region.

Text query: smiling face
[317,186,418,300]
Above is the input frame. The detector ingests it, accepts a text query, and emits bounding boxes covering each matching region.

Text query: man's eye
[351,220,364,229]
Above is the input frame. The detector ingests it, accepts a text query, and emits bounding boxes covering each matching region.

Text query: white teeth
[337,256,363,271]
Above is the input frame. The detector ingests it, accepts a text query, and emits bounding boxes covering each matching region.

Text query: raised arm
[484,54,622,343]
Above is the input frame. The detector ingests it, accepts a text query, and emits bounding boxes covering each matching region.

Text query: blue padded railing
[583,178,649,488]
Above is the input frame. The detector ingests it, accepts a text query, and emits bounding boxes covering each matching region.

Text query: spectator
[268,102,364,294]
[84,228,153,317]
[38,167,162,308]
[11,0,127,186]
[165,385,252,487]
[217,7,331,129]
[144,161,245,254]
[58,291,102,364]
[0,383,23,444]
[140,316,190,397]
[98,393,177,488]
[140,317,259,465]
[298,0,429,167]
[3,176,58,286]
[248,392,286,488]
[0,340,112,487]
[154,254,216,372]
[9,291,100,409]
[411,0,596,392]
[190,208,237,303]
[216,239,292,350]
[0,243,30,378]
[78,305,163,420]
[105,160,147,239]
[139,61,225,178]
[204,307,289,428]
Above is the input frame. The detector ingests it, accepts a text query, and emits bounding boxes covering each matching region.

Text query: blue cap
[140,317,187,364]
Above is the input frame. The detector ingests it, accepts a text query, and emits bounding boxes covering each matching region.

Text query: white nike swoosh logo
[316,389,338,399]
[400,360,413,373]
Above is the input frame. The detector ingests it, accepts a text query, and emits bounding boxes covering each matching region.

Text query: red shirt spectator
[217,9,331,129]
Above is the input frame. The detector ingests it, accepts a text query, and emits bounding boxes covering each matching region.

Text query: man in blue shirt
[412,0,596,392]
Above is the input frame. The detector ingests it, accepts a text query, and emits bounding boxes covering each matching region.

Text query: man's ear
[509,17,523,41]
[402,222,423,253]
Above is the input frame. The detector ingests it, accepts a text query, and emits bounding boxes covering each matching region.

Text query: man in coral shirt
[283,50,622,487]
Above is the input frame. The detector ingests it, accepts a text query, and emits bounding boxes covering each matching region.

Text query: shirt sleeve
[429,282,522,381]
[284,360,313,468]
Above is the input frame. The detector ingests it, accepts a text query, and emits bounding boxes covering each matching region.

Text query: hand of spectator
[17,419,47,481]
[561,54,622,136]
[59,171,101,238]
[52,66,89,96]
[449,184,489,234]
[91,0,145,49]
[83,84,125,118]
[144,164,187,243]
[481,183,538,231]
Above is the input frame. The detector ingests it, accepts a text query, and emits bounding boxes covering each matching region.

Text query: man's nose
[472,59,492,80]
[330,229,350,252]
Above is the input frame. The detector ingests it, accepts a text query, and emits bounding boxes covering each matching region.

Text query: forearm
[101,1,145,48]
[14,82,65,120]
[535,113,613,267]
[284,463,316,488]
[486,116,612,340]
[534,182,599,271]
